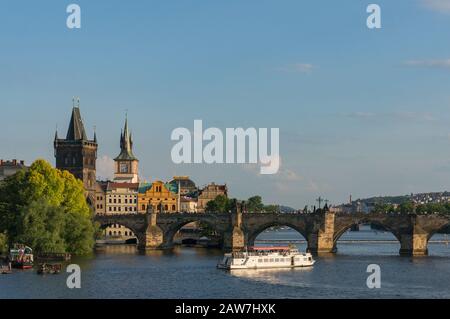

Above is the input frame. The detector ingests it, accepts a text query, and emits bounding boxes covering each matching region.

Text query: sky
[1,0,450,209]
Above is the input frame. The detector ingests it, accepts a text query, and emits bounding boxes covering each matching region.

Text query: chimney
[349,194,352,204]
[13,159,17,165]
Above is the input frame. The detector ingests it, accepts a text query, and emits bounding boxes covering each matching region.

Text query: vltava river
[2,225,450,299]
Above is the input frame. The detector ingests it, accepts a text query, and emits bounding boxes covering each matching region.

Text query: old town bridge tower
[54,99,98,205]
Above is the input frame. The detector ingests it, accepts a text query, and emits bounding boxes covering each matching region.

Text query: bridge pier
[307,211,336,254]
[138,207,166,250]
[399,233,428,256]
[223,203,245,252]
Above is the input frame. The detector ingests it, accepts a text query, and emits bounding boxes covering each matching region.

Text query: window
[164,205,168,211]
[109,231,112,236]
[142,205,145,211]
[172,205,176,211]
[109,207,112,212]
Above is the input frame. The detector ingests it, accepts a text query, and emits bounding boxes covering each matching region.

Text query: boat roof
[250,246,292,251]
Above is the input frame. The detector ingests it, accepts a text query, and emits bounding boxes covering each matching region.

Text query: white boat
[217,245,315,270]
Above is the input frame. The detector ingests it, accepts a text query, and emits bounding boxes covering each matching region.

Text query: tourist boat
[9,244,34,269]
[217,245,315,270]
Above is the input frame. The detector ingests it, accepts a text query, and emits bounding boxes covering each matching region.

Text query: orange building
[138,180,179,213]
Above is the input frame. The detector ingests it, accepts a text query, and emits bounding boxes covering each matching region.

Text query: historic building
[95,117,140,242]
[197,183,228,212]
[105,182,139,214]
[180,197,198,213]
[0,159,28,181]
[95,181,107,214]
[167,176,198,196]
[54,104,98,205]
[114,116,139,183]
[138,180,179,213]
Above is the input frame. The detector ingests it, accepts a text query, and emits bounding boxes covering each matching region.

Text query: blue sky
[1,0,450,208]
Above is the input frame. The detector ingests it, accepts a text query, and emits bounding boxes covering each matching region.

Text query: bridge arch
[96,221,142,244]
[333,218,401,252]
[246,222,309,248]
[163,219,226,248]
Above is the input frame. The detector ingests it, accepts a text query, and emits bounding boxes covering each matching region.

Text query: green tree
[0,232,7,254]
[399,201,414,214]
[0,159,95,254]
[205,195,233,213]
[245,196,264,213]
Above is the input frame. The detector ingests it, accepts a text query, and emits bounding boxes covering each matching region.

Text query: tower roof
[66,107,88,141]
[115,116,138,161]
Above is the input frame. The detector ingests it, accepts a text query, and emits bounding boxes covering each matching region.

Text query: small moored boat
[37,263,62,275]
[9,244,34,269]
[1,262,12,274]
[217,245,315,270]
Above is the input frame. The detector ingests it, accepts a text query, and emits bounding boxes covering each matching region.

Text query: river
[1,225,450,299]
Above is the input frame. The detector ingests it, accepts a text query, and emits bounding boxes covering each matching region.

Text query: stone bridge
[94,206,450,256]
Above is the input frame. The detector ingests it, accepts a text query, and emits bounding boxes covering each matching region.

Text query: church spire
[114,114,138,161]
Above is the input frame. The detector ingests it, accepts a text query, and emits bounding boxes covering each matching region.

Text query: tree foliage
[205,194,281,213]
[0,159,95,254]
[372,200,450,215]
[205,195,234,213]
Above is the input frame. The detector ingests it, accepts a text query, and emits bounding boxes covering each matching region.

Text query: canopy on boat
[249,246,291,251]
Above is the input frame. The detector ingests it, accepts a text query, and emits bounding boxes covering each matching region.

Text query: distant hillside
[355,195,411,205]
[279,206,296,213]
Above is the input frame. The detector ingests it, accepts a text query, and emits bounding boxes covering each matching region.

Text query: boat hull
[11,262,33,269]
[218,262,315,270]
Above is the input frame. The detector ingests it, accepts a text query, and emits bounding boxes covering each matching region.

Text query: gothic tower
[54,101,98,205]
[114,115,139,183]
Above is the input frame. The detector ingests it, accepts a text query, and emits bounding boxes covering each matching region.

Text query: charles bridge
[94,205,450,256]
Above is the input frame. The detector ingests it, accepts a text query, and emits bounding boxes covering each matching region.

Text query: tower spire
[66,102,88,141]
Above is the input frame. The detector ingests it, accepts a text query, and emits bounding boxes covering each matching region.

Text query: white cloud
[422,0,450,14]
[276,63,316,73]
[96,155,115,180]
[403,59,450,69]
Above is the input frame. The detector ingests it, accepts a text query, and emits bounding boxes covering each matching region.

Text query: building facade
[180,197,198,213]
[138,181,179,213]
[54,105,98,205]
[197,183,228,212]
[105,182,139,214]
[0,159,28,181]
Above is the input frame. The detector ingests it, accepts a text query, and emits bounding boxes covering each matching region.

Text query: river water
[1,225,450,299]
